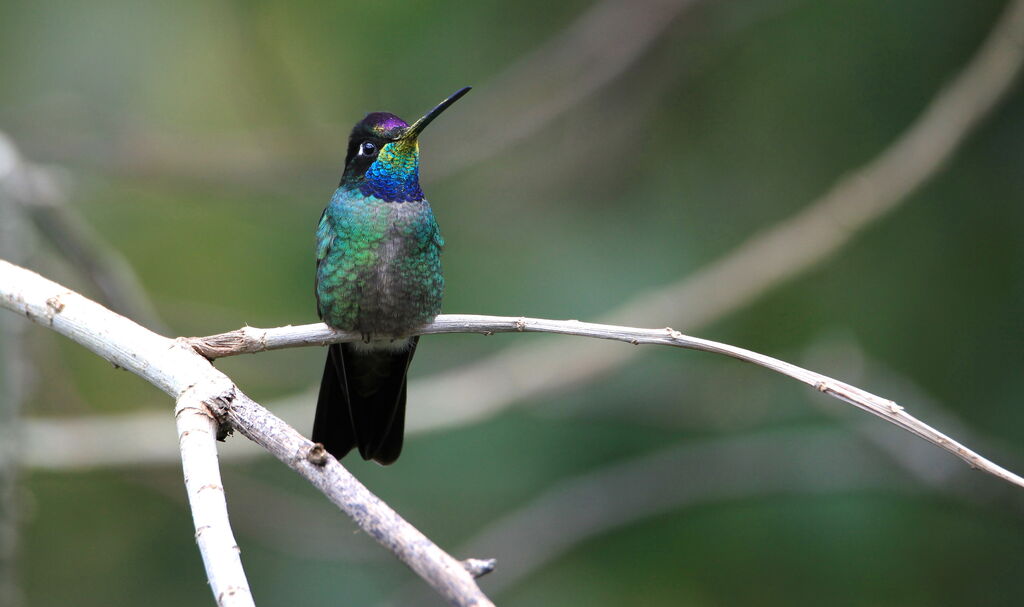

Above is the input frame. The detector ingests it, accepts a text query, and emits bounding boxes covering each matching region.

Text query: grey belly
[355,235,440,338]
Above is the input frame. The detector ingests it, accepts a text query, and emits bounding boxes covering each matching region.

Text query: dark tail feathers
[312,338,417,465]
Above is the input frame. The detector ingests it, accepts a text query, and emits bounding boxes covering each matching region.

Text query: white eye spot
[359,141,377,156]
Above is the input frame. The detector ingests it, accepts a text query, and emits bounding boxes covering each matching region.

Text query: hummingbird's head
[340,87,471,202]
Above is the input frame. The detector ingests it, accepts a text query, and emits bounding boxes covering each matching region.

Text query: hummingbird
[313,87,471,464]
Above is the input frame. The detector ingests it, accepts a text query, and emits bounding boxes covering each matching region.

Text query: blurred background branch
[9,0,705,194]
[423,428,912,602]
[0,135,167,333]
[426,0,703,180]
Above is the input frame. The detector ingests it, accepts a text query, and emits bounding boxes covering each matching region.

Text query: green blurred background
[2,0,1023,605]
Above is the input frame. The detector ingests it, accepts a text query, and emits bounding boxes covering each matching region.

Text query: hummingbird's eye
[359,141,377,156]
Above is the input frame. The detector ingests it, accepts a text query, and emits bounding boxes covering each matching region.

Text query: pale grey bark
[175,393,255,607]
[187,315,1024,490]
[0,260,494,607]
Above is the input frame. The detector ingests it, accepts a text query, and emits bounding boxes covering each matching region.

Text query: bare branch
[0,260,495,607]
[216,390,495,607]
[801,338,1024,503]
[188,315,1024,490]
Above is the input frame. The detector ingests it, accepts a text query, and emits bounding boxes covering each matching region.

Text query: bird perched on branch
[313,87,471,464]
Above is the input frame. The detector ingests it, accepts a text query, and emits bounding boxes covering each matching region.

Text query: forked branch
[0,260,494,607]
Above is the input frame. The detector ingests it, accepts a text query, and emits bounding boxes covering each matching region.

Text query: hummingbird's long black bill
[403,86,472,139]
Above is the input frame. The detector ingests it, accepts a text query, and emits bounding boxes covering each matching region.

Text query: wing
[314,206,335,319]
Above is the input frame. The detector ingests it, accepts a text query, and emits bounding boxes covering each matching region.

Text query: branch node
[515,317,527,332]
[216,423,234,442]
[194,387,238,442]
[204,387,237,421]
[461,557,497,578]
[45,295,64,313]
[180,336,218,362]
[217,585,250,604]
[306,443,330,466]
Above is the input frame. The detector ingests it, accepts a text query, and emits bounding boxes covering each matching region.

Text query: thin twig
[0,260,495,607]
[187,315,1024,490]
[801,338,1024,503]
